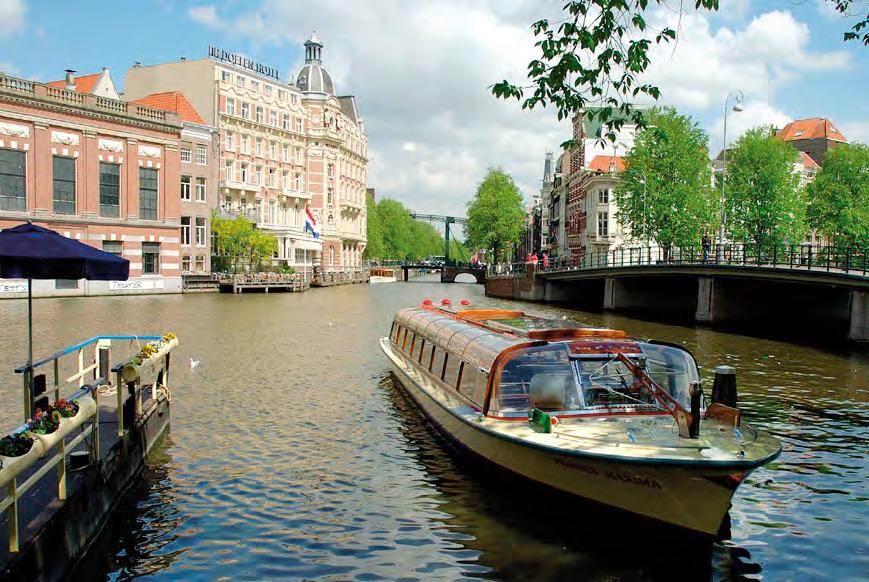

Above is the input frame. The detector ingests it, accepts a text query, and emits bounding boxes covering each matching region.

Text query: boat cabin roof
[393,305,631,371]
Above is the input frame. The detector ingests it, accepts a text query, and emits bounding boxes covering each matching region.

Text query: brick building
[776,117,848,166]
[0,71,183,297]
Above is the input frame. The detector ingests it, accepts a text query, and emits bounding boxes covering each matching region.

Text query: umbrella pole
[26,278,33,421]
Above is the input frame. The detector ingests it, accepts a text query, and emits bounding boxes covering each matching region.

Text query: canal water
[0,277,866,580]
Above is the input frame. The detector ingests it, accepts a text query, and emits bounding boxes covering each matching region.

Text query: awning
[294,239,322,251]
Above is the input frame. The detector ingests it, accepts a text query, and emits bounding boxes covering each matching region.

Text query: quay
[0,336,177,580]
[486,244,869,343]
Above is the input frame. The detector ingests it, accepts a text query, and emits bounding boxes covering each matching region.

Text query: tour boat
[370,267,397,283]
[380,302,782,535]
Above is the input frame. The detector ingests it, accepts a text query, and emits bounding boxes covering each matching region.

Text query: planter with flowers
[0,433,44,485]
[120,333,179,385]
[29,395,97,453]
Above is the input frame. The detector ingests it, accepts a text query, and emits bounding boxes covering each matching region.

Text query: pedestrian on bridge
[542,253,550,269]
[702,234,711,263]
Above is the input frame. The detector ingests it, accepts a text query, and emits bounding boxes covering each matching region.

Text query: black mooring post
[689,382,702,438]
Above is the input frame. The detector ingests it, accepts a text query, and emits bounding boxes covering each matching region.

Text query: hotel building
[0,70,183,297]
[124,33,368,274]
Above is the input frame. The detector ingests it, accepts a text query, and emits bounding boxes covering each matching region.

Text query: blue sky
[1,0,867,216]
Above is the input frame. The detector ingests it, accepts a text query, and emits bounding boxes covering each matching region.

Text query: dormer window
[794,130,804,138]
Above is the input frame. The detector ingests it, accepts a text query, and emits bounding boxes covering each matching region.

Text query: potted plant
[0,433,43,484]
[121,333,179,384]
[29,396,96,453]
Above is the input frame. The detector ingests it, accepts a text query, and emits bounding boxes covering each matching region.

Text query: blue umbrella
[0,222,129,418]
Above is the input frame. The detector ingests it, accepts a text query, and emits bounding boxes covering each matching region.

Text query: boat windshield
[491,342,699,415]
[575,343,698,410]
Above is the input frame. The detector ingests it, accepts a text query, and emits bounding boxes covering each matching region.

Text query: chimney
[64,69,76,91]
[134,61,142,68]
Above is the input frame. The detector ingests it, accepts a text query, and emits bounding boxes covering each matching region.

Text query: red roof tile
[132,92,205,125]
[47,72,101,94]
[799,151,820,169]
[776,118,847,143]
[588,155,626,173]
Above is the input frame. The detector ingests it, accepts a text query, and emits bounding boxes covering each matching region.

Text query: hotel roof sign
[208,46,280,81]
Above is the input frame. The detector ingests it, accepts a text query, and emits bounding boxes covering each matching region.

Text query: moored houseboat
[380,302,781,535]
[369,267,397,283]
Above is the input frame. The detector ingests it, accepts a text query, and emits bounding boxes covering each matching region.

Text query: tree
[724,126,806,248]
[615,107,716,248]
[363,192,385,259]
[211,215,278,273]
[806,143,869,247]
[492,1,867,142]
[466,169,526,261]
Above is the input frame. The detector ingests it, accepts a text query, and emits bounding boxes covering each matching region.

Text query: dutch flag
[304,207,320,239]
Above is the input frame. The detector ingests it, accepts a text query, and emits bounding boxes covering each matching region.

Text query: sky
[0,0,867,217]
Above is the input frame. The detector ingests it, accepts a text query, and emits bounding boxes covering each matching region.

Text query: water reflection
[0,277,860,580]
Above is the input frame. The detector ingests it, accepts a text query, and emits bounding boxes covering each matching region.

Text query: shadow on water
[380,373,767,581]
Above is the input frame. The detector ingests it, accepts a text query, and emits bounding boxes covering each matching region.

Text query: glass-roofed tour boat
[380,301,781,535]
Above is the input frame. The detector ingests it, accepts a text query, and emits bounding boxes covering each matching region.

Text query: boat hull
[382,338,746,535]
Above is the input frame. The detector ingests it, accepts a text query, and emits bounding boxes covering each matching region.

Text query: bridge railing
[529,244,868,276]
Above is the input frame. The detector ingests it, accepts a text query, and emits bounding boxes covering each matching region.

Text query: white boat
[369,267,397,284]
[380,303,781,535]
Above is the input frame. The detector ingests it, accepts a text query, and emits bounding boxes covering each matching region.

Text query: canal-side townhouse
[123,34,368,275]
[0,70,183,298]
[132,92,218,274]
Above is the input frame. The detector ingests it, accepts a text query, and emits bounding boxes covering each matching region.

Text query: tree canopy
[466,169,526,261]
[806,143,869,247]
[212,215,279,273]
[363,197,461,260]
[614,107,716,247]
[492,1,867,141]
[724,126,806,247]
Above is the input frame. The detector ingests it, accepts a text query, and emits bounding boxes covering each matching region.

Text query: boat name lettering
[553,458,662,490]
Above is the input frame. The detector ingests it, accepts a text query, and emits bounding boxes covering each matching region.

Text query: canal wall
[0,276,183,299]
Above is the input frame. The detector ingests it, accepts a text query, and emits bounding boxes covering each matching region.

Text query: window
[296,148,303,164]
[256,106,264,124]
[265,85,272,96]
[432,348,448,380]
[444,356,462,388]
[278,89,286,101]
[269,200,276,224]
[195,255,205,272]
[182,255,191,272]
[52,156,76,214]
[103,241,122,257]
[295,118,303,132]
[196,144,207,165]
[142,242,160,274]
[255,137,263,157]
[241,101,250,119]
[327,189,334,206]
[282,144,290,163]
[221,71,232,83]
[0,148,26,211]
[180,175,191,201]
[195,217,206,246]
[597,211,608,237]
[225,160,234,181]
[254,166,263,185]
[282,113,290,130]
[225,131,234,151]
[269,111,277,127]
[195,177,207,202]
[240,163,248,183]
[181,147,192,163]
[598,188,609,204]
[794,130,804,138]
[269,141,276,160]
[99,162,120,217]
[236,75,245,88]
[268,167,276,188]
[226,98,235,116]
[282,170,290,190]
[242,135,250,154]
[327,163,334,179]
[139,167,158,220]
[294,172,303,191]
[250,80,259,93]
[181,216,191,245]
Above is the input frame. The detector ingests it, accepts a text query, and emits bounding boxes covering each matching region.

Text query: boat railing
[1,335,169,552]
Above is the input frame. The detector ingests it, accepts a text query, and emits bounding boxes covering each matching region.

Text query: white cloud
[0,0,25,37]
[815,0,842,19]
[709,100,793,155]
[188,5,224,29]
[840,121,869,145]
[401,142,417,153]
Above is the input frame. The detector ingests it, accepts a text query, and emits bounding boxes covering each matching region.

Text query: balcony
[216,206,259,222]
[339,230,366,242]
[339,198,364,211]
[221,179,262,194]
[282,188,312,200]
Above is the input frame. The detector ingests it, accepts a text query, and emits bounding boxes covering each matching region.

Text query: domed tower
[296,32,335,97]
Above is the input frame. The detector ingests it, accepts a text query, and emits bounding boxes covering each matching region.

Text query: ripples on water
[0,277,865,580]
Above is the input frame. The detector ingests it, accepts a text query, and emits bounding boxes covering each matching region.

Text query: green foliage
[724,126,806,247]
[466,169,526,261]
[492,1,867,142]
[211,215,279,273]
[363,197,453,260]
[615,107,716,247]
[806,143,869,247]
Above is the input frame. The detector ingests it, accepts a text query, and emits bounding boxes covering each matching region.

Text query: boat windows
[432,348,448,381]
[492,345,577,414]
[408,332,418,357]
[417,339,426,364]
[638,342,698,408]
[458,363,486,407]
[444,354,461,388]
[426,344,436,372]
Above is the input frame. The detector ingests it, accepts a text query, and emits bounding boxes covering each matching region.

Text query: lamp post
[719,90,744,261]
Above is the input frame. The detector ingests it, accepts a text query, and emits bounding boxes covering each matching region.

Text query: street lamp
[719,90,744,261]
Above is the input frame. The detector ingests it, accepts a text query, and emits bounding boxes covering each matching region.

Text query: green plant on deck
[0,433,36,457]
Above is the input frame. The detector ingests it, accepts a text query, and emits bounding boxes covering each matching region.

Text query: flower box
[120,337,179,384]
[33,395,97,455]
[0,437,44,485]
